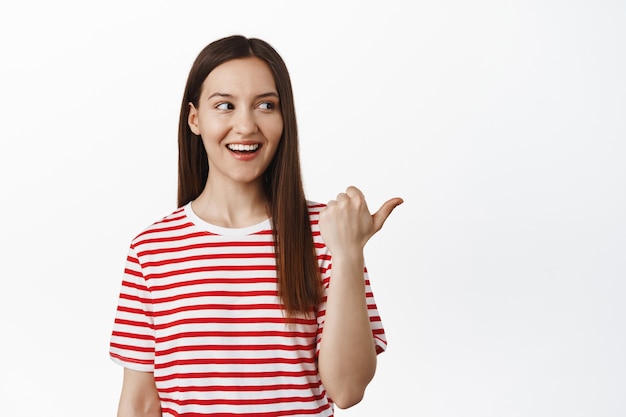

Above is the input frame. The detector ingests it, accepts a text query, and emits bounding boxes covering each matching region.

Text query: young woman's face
[188,56,283,188]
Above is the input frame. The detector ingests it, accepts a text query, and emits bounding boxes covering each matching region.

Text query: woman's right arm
[117,368,162,417]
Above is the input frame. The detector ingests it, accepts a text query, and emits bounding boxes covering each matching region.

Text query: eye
[257,101,275,110]
[216,102,234,110]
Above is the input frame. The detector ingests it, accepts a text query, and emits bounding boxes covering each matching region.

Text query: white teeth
[227,143,259,152]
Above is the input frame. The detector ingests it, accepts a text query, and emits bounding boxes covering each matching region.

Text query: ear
[188,102,201,135]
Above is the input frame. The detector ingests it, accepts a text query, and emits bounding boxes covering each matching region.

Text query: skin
[116,56,403,416]
[317,187,402,408]
[117,368,161,417]
[188,56,284,228]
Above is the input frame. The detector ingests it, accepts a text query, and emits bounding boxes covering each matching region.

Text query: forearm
[117,369,162,417]
[117,403,162,417]
[318,252,377,409]
[117,401,161,417]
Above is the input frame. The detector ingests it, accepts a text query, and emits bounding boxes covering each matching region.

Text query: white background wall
[1,1,624,416]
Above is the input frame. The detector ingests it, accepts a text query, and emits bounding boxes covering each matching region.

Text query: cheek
[271,126,284,143]
[200,121,230,142]
[267,117,284,143]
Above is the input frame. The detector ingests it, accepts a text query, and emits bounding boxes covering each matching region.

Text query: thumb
[372,197,404,233]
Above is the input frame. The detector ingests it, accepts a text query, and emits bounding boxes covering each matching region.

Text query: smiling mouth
[227,143,260,153]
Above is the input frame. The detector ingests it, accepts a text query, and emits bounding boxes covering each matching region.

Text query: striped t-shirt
[109,201,387,416]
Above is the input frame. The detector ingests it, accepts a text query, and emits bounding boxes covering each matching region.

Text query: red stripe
[135,231,215,247]
[155,316,315,330]
[145,265,277,280]
[156,356,316,369]
[120,292,287,311]
[150,290,278,304]
[124,268,143,279]
[137,241,273,257]
[153,303,283,316]
[156,329,315,343]
[110,352,152,366]
[142,252,275,268]
[112,330,154,341]
[155,343,314,356]
[162,392,326,406]
[120,279,148,291]
[155,369,319,381]
[160,403,330,417]
[159,211,185,222]
[119,292,149,304]
[117,305,154,317]
[112,318,153,330]
[158,380,321,393]
[136,240,274,257]
[110,342,154,353]
[137,221,195,237]
[149,277,277,292]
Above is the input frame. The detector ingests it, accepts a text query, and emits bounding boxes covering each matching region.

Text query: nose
[233,109,259,135]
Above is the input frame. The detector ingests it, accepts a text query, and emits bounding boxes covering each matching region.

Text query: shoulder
[130,204,191,246]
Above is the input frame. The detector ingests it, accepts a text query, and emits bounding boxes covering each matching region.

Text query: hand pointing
[318,186,403,257]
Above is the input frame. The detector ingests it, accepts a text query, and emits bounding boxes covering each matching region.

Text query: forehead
[202,56,277,95]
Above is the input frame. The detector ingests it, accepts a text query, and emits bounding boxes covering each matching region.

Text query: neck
[191,178,269,228]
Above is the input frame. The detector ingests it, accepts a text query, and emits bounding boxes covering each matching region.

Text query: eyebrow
[207,92,279,100]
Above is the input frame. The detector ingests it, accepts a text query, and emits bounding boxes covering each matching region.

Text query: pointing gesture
[318,186,403,257]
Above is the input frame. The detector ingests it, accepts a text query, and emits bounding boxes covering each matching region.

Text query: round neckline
[184,202,272,236]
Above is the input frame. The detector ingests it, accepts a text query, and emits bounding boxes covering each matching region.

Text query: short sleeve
[109,244,156,372]
[315,261,388,356]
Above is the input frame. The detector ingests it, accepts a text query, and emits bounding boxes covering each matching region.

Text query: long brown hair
[177,35,322,316]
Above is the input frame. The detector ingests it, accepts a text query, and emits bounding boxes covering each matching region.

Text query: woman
[110,34,403,417]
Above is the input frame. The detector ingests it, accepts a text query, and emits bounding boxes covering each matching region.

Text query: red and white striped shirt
[110,201,387,416]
